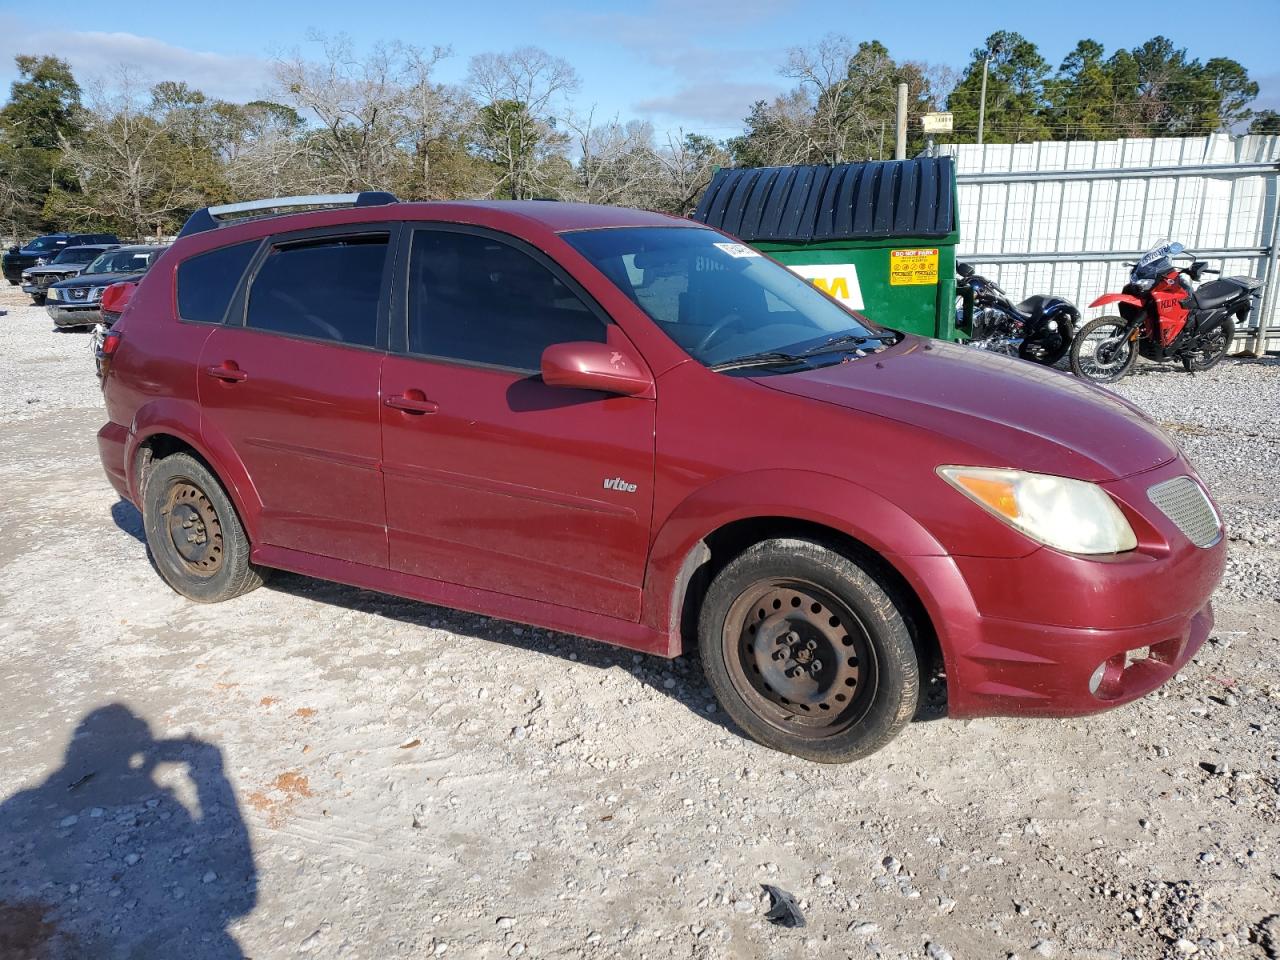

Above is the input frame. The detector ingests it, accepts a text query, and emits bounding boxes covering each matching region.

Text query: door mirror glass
[541,342,653,397]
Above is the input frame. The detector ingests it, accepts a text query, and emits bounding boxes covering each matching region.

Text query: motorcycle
[955,261,1078,365]
[1069,241,1262,384]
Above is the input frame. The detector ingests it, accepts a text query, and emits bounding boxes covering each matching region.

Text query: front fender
[126,399,263,540]
[641,469,949,654]
[1088,293,1143,309]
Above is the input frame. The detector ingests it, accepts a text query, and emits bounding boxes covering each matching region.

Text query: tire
[31,294,45,306]
[142,452,266,603]
[1070,316,1139,384]
[1186,317,1234,372]
[697,538,920,763]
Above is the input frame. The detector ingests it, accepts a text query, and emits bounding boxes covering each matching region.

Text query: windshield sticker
[713,242,761,259]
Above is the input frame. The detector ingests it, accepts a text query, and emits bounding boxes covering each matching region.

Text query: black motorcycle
[955,262,1078,366]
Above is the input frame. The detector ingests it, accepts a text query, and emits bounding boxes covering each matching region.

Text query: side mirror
[1188,261,1208,281]
[956,261,975,278]
[541,341,653,398]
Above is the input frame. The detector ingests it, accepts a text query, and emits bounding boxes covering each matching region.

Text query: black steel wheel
[698,538,920,763]
[142,452,266,603]
[723,580,877,739]
[1185,317,1234,372]
[1070,316,1139,384]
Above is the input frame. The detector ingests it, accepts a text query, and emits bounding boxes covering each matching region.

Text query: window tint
[407,229,604,370]
[247,234,388,347]
[177,241,258,324]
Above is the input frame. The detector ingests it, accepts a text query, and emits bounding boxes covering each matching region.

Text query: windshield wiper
[794,332,898,357]
[709,350,808,372]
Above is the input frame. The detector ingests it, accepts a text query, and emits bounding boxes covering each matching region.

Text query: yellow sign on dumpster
[889,248,939,286]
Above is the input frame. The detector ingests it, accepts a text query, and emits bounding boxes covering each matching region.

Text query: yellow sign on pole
[889,249,939,286]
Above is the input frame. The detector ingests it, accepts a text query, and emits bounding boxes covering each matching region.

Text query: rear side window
[247,234,388,347]
[177,241,258,324]
[407,229,604,370]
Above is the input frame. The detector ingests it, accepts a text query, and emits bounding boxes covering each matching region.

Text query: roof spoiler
[176,191,399,239]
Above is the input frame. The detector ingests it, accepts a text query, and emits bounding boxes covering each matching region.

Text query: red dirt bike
[1069,241,1262,384]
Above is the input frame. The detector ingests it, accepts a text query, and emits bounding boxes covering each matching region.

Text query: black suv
[3,233,120,284]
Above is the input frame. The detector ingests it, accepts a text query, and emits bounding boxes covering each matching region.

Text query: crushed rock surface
[0,282,1277,959]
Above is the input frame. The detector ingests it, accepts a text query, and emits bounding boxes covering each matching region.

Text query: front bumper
[899,459,1226,719]
[47,303,102,326]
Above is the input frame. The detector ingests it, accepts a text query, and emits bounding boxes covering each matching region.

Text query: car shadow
[0,704,257,958]
[110,499,948,740]
[112,498,145,543]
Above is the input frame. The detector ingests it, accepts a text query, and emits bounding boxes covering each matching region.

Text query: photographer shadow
[0,704,256,959]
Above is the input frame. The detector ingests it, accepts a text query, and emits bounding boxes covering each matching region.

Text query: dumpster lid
[692,157,954,243]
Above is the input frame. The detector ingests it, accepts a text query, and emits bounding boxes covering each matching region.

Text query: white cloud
[637,81,781,125]
[0,16,273,103]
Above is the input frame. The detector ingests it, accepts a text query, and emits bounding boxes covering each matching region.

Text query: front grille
[1148,477,1221,548]
[70,287,87,300]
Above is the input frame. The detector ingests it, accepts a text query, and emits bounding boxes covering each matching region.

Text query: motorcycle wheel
[1019,326,1072,366]
[1070,316,1138,384]
[1185,317,1234,373]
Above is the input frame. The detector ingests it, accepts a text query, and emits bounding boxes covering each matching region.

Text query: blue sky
[2,0,1277,139]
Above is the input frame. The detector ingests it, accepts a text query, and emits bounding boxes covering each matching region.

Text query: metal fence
[941,134,1280,353]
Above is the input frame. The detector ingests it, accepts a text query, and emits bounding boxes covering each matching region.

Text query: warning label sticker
[889,248,939,286]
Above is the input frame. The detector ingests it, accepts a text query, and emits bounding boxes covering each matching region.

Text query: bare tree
[563,108,662,206]
[58,68,202,236]
[656,131,730,215]
[272,33,410,192]
[467,47,578,199]
[391,42,466,198]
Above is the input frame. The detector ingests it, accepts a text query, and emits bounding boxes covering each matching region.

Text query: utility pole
[894,82,908,160]
[977,38,1004,146]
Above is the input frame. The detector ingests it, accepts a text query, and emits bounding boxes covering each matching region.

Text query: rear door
[379,224,656,620]
[197,226,397,567]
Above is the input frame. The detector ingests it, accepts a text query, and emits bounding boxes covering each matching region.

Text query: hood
[753,336,1177,482]
[51,271,142,289]
[25,263,85,276]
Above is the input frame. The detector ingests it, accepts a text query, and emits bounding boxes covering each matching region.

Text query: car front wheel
[142,452,267,603]
[698,538,921,763]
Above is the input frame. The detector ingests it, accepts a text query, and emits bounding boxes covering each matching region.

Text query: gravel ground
[0,281,1277,960]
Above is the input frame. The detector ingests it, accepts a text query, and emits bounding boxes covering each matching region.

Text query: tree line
[0,30,1273,240]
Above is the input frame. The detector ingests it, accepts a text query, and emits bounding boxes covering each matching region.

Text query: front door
[380,225,655,620]
[197,228,394,567]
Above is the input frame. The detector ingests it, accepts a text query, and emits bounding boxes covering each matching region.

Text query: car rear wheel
[142,452,266,603]
[698,538,920,763]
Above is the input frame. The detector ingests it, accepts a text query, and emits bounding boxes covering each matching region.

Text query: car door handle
[204,363,247,383]
[384,394,439,415]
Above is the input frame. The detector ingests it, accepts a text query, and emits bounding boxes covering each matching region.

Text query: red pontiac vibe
[96,194,1226,762]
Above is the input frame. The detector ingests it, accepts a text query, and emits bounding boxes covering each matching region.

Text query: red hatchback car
[97,193,1225,762]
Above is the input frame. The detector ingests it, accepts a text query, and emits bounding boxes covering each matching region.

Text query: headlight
[938,466,1137,555]
[47,288,61,301]
[21,272,31,281]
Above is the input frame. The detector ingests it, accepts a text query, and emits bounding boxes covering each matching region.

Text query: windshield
[1131,240,1184,281]
[86,249,156,275]
[27,236,66,252]
[53,247,101,265]
[562,226,879,368]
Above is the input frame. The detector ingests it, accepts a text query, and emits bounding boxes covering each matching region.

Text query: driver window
[247,234,389,347]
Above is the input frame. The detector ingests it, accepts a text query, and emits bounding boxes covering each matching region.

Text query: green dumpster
[691,158,959,340]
